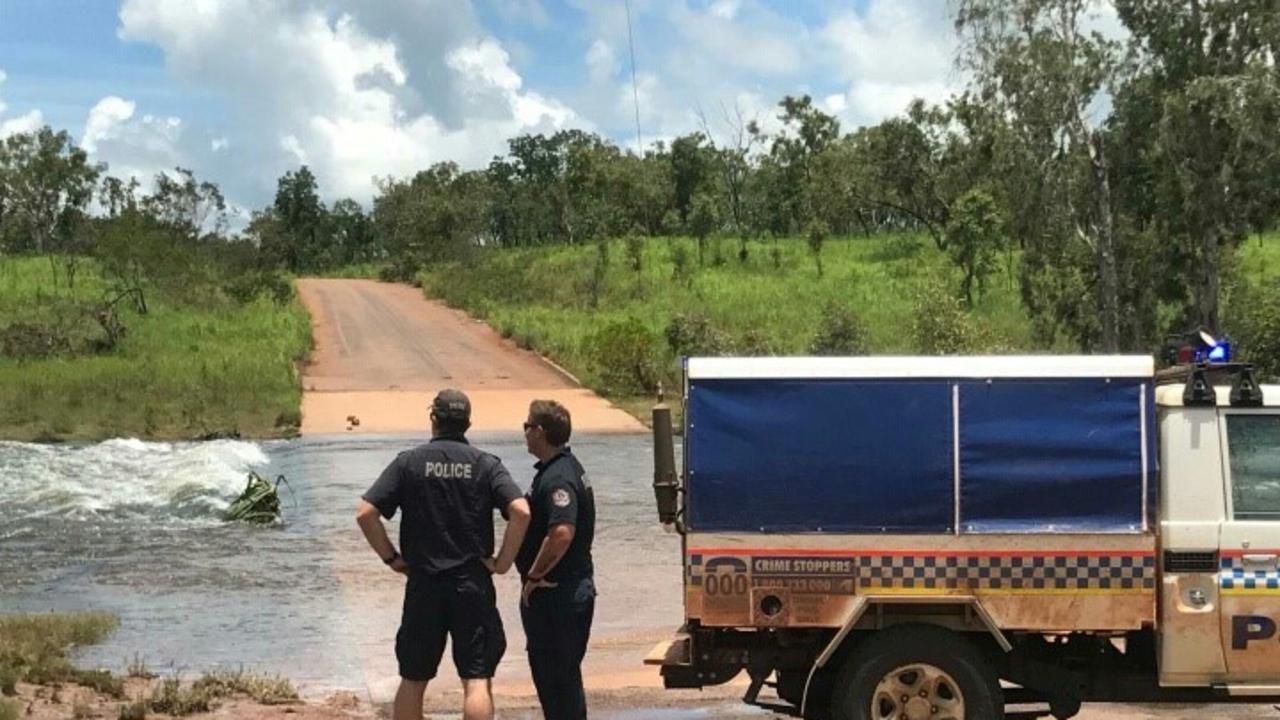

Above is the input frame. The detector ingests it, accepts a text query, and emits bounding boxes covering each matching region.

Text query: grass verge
[0,612,120,696]
[0,256,312,442]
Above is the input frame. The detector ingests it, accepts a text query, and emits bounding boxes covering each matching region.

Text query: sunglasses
[523,422,538,432]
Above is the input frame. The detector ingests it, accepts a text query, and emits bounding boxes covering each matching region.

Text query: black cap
[431,389,471,420]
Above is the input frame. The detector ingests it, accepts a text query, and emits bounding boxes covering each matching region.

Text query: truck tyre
[777,670,807,707]
[830,625,1003,720]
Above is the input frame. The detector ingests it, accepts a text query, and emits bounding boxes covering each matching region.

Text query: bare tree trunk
[1090,130,1120,352]
[1200,226,1221,333]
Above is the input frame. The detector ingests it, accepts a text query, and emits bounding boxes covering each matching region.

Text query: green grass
[420,233,1037,395]
[0,256,312,441]
[144,670,298,716]
[191,669,298,705]
[0,613,119,696]
[420,232,1280,418]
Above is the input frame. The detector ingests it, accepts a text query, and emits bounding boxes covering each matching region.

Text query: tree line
[1,0,1277,356]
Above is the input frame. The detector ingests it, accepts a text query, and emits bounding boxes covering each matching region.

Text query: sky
[0,0,974,221]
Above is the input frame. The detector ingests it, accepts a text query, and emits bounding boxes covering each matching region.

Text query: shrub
[222,270,293,306]
[910,275,1005,354]
[625,234,644,273]
[738,329,773,356]
[912,277,973,354]
[378,255,420,283]
[670,244,692,287]
[1228,279,1280,381]
[589,318,660,395]
[664,313,731,357]
[192,670,298,705]
[809,300,868,355]
[117,701,147,720]
[0,663,16,696]
[0,321,72,359]
[0,699,16,720]
[147,678,212,716]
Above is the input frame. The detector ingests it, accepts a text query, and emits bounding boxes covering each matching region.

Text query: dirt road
[295,279,643,434]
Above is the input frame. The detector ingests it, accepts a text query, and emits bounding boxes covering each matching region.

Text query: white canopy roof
[686,355,1155,380]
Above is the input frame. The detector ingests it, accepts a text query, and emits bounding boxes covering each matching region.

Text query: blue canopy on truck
[684,356,1156,534]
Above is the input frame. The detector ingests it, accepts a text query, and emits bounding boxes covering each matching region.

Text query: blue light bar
[1193,340,1231,363]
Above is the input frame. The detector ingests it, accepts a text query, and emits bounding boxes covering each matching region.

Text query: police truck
[645,348,1280,719]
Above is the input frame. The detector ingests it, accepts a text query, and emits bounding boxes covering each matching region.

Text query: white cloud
[116,0,581,208]
[709,0,743,21]
[81,95,184,186]
[822,0,958,127]
[0,68,45,139]
[448,38,523,95]
[586,39,618,84]
[0,110,42,139]
[82,96,137,153]
[668,2,805,78]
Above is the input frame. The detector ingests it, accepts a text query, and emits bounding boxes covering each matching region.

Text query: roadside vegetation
[0,256,310,442]
[0,613,298,719]
[420,233,1280,408]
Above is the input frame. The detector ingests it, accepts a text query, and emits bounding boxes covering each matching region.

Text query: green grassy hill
[420,232,1280,413]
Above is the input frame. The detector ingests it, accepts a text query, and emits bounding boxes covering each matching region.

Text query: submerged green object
[225,471,293,524]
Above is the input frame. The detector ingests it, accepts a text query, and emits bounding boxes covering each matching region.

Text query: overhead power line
[625,0,643,155]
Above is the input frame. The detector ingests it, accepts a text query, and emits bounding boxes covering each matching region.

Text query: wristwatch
[383,550,400,565]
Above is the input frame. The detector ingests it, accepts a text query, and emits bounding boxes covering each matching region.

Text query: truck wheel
[831,625,1003,720]
[777,670,807,707]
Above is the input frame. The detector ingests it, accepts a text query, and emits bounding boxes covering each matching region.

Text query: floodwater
[0,433,684,702]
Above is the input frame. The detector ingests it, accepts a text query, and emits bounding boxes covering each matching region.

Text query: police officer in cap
[516,399,596,720]
[357,389,531,720]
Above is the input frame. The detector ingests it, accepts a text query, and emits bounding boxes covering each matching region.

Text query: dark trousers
[520,576,595,720]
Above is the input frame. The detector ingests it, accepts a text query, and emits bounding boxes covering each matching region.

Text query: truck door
[1218,410,1280,682]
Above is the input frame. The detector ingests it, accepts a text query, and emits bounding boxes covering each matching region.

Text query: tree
[956,0,1125,350]
[669,132,714,226]
[766,95,840,233]
[699,102,761,243]
[372,162,489,276]
[805,218,828,277]
[1113,0,1280,335]
[144,167,226,241]
[688,193,719,266]
[99,176,141,218]
[329,198,377,264]
[0,127,101,254]
[945,189,1006,305]
[269,165,329,271]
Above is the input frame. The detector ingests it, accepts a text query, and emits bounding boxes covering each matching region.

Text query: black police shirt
[516,448,595,582]
[362,434,523,575]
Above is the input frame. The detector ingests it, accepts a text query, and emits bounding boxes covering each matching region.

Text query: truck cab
[1159,374,1280,691]
[646,356,1280,720]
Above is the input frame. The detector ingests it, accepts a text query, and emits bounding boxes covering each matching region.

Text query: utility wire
[624,0,643,155]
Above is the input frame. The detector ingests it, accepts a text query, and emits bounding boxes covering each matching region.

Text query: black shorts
[396,562,506,681]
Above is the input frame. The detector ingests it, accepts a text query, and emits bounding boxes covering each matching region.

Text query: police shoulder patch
[552,488,572,507]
